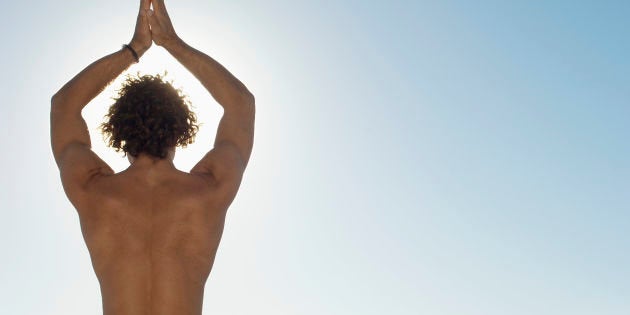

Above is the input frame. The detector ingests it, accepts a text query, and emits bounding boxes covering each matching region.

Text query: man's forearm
[163,38,254,109]
[52,47,141,111]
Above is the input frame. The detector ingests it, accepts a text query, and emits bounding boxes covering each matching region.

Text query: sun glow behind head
[82,45,223,172]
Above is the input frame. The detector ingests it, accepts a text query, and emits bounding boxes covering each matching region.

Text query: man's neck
[128,153,176,170]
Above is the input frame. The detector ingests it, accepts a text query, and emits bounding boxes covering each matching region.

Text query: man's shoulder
[84,169,235,204]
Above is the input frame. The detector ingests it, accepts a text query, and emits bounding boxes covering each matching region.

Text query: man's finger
[146,9,158,26]
[140,0,150,11]
[137,0,151,22]
[152,0,167,15]
[136,6,146,28]
[141,8,151,28]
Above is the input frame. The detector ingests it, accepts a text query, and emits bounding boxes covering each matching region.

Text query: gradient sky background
[1,0,628,314]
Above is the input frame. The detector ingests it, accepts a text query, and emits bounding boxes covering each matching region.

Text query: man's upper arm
[51,97,113,195]
[191,98,255,181]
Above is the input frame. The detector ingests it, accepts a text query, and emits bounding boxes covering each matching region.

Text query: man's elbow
[247,93,256,109]
[51,93,59,106]
[221,90,255,112]
[235,90,255,112]
[51,90,68,107]
[50,93,61,113]
[242,90,255,108]
[50,92,71,116]
[244,92,255,118]
[50,92,65,116]
[51,89,78,108]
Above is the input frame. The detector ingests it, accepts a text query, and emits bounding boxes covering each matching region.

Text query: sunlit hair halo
[100,73,199,159]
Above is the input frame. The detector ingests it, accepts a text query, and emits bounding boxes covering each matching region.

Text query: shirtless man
[50,0,255,314]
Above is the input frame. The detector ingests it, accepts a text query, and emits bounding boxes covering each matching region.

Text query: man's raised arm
[51,0,152,190]
[147,0,255,179]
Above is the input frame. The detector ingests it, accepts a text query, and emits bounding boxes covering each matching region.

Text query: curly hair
[100,73,199,159]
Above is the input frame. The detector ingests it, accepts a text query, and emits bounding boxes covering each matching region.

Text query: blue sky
[1,0,628,314]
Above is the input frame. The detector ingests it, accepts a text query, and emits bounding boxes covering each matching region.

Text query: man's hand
[129,0,153,56]
[147,0,181,48]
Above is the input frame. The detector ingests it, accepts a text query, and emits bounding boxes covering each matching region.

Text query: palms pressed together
[129,0,180,57]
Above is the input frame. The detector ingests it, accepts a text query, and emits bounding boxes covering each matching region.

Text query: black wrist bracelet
[123,44,140,63]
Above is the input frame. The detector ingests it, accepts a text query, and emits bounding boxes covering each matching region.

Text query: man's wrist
[128,42,149,58]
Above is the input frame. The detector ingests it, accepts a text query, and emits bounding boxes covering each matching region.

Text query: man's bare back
[50,0,255,314]
[78,161,239,314]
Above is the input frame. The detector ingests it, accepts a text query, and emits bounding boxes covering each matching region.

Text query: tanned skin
[50,0,255,314]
